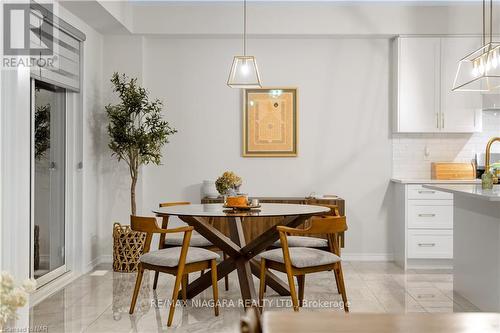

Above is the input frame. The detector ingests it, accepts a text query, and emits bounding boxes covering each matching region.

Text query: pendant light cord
[490,0,493,45]
[483,0,486,46]
[243,0,247,56]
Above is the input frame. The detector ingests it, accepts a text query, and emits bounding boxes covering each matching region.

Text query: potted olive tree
[106,72,176,215]
[106,73,176,272]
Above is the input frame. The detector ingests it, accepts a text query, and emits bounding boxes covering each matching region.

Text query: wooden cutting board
[431,162,476,180]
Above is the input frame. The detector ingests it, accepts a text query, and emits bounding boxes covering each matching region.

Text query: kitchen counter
[423,184,500,201]
[391,178,480,184]
[423,184,500,311]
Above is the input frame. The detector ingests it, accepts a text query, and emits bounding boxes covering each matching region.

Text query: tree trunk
[131,175,137,216]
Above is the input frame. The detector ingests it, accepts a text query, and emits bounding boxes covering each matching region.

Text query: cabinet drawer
[408,200,453,229]
[407,185,453,200]
[408,230,453,259]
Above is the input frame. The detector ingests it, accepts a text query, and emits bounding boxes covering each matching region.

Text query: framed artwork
[243,88,298,157]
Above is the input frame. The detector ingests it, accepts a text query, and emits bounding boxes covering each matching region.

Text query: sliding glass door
[31,79,67,285]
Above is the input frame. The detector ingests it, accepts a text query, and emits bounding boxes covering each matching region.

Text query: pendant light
[227,0,262,88]
[453,0,500,92]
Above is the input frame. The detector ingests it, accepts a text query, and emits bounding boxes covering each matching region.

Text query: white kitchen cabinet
[440,37,483,132]
[396,38,440,133]
[392,182,455,269]
[394,36,482,133]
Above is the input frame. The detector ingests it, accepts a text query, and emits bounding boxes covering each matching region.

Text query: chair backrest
[311,203,341,217]
[277,215,347,256]
[131,215,193,254]
[131,215,161,254]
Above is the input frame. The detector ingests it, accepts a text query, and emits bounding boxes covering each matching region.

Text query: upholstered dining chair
[258,215,348,312]
[155,202,229,291]
[129,215,219,326]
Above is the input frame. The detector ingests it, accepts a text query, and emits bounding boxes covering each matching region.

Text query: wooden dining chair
[154,202,229,291]
[271,204,341,249]
[129,215,219,326]
[258,215,348,312]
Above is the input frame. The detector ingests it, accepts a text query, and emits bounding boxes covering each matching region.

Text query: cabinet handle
[418,243,436,247]
[418,190,435,194]
[436,113,439,128]
[441,113,445,129]
[418,213,436,217]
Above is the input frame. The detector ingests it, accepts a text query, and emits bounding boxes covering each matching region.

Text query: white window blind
[30,4,85,92]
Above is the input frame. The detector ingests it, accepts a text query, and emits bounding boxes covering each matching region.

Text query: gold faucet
[485,137,500,183]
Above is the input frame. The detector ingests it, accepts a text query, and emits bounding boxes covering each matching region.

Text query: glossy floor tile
[29,262,479,332]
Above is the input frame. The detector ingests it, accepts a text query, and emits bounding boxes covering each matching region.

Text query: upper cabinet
[394,37,482,133]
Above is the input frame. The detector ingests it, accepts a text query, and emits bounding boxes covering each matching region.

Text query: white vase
[202,180,219,198]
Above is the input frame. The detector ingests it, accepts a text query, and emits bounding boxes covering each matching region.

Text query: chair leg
[181,274,188,305]
[223,252,229,291]
[153,271,160,290]
[129,265,144,314]
[167,265,185,326]
[258,259,267,310]
[297,275,305,307]
[336,263,349,312]
[333,268,341,294]
[284,266,299,311]
[210,259,219,316]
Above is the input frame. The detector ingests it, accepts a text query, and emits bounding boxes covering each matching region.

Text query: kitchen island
[424,184,500,311]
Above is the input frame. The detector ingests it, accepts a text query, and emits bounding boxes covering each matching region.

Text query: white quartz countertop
[391,178,481,184]
[423,184,500,201]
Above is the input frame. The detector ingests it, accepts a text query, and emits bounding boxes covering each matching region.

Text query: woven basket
[112,223,146,273]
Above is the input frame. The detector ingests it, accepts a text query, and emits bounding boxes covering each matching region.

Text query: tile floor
[30,262,478,332]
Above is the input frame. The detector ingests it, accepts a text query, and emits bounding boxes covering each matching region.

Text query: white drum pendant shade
[227,56,261,88]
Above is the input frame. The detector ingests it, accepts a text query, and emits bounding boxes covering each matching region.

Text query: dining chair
[258,215,348,312]
[154,202,230,291]
[271,204,341,249]
[129,215,219,326]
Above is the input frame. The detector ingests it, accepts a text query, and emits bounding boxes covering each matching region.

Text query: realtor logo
[3,3,53,56]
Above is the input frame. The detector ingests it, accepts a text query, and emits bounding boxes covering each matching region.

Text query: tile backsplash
[393,112,500,179]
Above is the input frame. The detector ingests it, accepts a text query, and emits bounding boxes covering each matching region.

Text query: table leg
[228,217,258,306]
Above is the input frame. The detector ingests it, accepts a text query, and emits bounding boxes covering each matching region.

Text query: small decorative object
[106,72,177,215]
[112,223,146,273]
[251,198,260,206]
[482,169,494,190]
[0,272,37,330]
[202,180,219,198]
[226,195,248,207]
[243,88,298,157]
[215,171,242,196]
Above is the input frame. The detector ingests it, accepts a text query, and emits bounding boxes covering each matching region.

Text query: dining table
[153,203,330,305]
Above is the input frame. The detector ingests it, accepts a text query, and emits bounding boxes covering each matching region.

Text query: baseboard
[83,255,103,274]
[342,253,394,261]
[30,271,80,307]
[99,254,113,264]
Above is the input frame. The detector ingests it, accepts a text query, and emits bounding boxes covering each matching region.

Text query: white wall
[100,35,144,259]
[100,36,393,259]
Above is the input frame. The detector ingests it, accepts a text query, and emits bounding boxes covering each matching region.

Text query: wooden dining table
[153,203,329,305]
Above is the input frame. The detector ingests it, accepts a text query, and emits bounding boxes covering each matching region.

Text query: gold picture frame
[243,88,298,157]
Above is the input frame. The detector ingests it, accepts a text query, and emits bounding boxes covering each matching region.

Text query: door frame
[30,78,70,287]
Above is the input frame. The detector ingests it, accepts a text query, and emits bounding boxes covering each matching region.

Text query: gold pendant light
[453,0,500,92]
[227,0,262,88]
